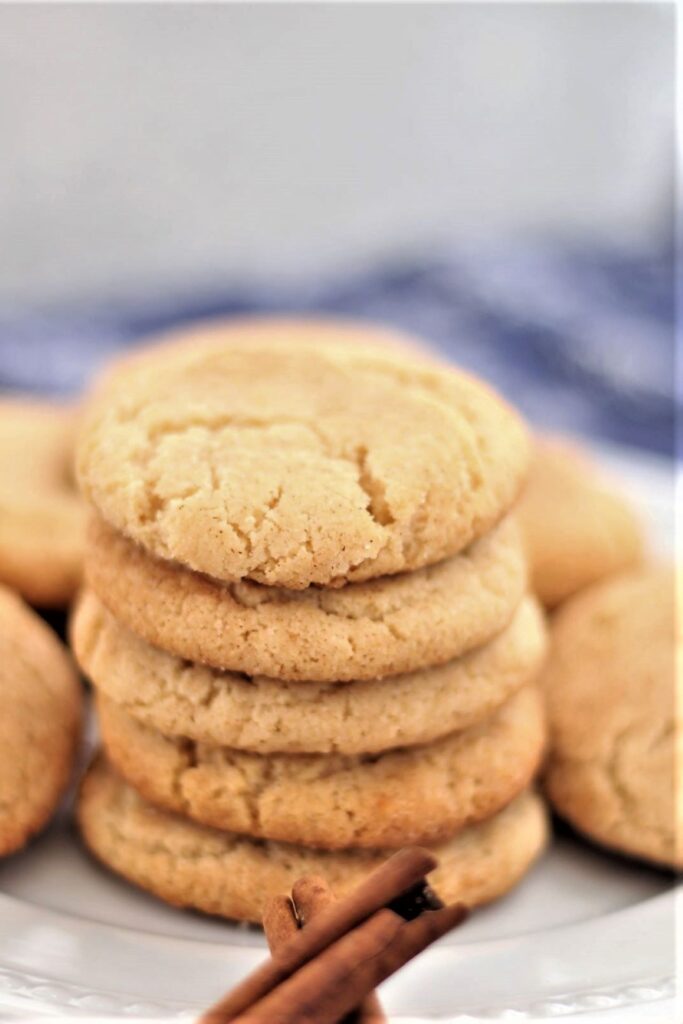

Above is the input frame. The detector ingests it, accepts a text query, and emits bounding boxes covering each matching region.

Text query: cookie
[73,590,546,754]
[0,400,86,606]
[76,327,530,589]
[517,439,643,608]
[97,685,545,849]
[543,566,680,869]
[78,757,549,923]
[0,584,82,856]
[94,317,443,391]
[84,514,527,682]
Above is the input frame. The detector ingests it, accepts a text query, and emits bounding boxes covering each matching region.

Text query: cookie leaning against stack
[543,565,680,869]
[517,439,643,609]
[72,319,549,921]
[0,400,86,607]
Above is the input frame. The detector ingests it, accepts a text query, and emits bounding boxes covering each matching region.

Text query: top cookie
[94,316,443,389]
[543,566,680,869]
[77,324,529,588]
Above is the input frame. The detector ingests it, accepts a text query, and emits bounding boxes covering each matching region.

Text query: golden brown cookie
[84,514,527,682]
[0,399,86,606]
[73,589,546,754]
[93,317,443,392]
[77,757,549,923]
[517,439,643,608]
[76,326,530,589]
[0,585,82,855]
[543,566,680,869]
[97,686,546,850]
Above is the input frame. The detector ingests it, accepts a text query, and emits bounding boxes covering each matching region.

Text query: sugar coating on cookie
[97,686,546,849]
[84,513,527,682]
[0,585,82,855]
[77,757,549,923]
[517,439,643,608]
[73,590,546,754]
[77,329,530,588]
[543,566,679,868]
[0,400,86,606]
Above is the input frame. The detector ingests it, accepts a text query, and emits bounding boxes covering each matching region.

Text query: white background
[0,3,674,304]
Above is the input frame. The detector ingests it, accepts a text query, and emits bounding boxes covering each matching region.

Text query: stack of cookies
[72,322,549,923]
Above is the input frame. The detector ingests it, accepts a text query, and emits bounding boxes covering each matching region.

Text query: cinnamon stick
[236,902,468,1024]
[262,895,298,956]
[290,876,386,1024]
[291,875,334,924]
[200,847,436,1023]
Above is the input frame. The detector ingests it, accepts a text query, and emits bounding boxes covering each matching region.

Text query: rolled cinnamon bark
[200,847,436,1023]
[262,895,298,956]
[291,875,334,924]
[289,876,386,1024]
[236,903,468,1024]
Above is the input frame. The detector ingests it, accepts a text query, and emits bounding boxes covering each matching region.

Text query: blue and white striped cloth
[0,240,674,456]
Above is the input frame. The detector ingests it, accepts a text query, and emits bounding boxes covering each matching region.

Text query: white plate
[0,443,676,1021]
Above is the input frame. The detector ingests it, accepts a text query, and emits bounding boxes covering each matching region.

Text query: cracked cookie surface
[77,328,529,588]
[0,585,82,855]
[543,566,679,868]
[77,757,549,923]
[0,400,86,606]
[73,589,546,754]
[97,685,546,850]
[84,513,527,681]
[517,439,643,608]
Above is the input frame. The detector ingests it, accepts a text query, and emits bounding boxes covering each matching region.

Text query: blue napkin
[0,241,674,456]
